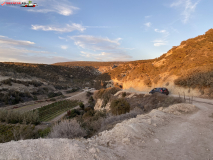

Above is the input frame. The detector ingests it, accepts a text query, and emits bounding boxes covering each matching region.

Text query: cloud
[84,26,117,29]
[154,29,170,38]
[152,40,167,46]
[0,36,35,47]
[70,35,122,51]
[0,46,70,64]
[70,35,132,61]
[144,22,151,27]
[0,35,63,63]
[32,23,86,33]
[59,36,68,41]
[27,4,79,16]
[61,45,68,50]
[80,51,132,61]
[170,0,200,23]
[154,29,166,33]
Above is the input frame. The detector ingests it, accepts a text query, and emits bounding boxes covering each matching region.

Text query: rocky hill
[106,29,213,97]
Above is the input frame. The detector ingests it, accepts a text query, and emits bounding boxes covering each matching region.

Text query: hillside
[0,62,101,106]
[105,29,213,97]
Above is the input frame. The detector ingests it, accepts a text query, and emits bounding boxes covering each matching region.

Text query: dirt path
[131,101,213,160]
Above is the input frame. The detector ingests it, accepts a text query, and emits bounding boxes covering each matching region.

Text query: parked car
[149,88,169,95]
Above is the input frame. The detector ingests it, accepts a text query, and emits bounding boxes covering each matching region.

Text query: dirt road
[130,101,213,160]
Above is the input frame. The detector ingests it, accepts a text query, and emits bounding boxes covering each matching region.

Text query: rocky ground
[1,98,212,160]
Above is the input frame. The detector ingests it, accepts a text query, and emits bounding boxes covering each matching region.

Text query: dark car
[149,88,169,95]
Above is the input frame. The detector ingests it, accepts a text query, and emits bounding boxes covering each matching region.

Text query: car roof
[154,87,168,89]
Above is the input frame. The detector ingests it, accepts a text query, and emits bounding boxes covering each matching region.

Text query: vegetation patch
[0,110,40,125]
[66,88,79,93]
[36,100,79,122]
[110,98,130,115]
[0,123,51,143]
[47,92,62,98]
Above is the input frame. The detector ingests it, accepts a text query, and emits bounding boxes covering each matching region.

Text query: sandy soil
[0,97,212,159]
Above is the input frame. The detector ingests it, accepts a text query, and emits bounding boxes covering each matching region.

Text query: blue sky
[0,0,212,64]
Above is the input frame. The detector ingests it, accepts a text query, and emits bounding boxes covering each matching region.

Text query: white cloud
[171,0,200,23]
[0,35,36,47]
[32,23,86,33]
[144,22,151,27]
[0,35,62,63]
[154,29,170,38]
[154,29,166,33]
[152,40,167,47]
[59,36,68,41]
[70,35,122,51]
[70,35,132,61]
[61,45,68,50]
[27,4,79,16]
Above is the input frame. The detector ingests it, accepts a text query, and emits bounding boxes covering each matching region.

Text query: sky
[0,0,212,64]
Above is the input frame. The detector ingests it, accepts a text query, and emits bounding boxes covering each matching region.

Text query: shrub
[110,98,130,115]
[122,92,126,97]
[82,110,95,119]
[67,109,80,118]
[33,96,38,101]
[66,88,79,93]
[36,127,51,138]
[50,98,56,101]
[48,119,87,139]
[79,102,85,110]
[0,123,37,143]
[47,92,62,98]
[86,91,93,97]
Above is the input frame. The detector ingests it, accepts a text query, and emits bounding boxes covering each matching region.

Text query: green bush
[66,88,79,93]
[122,92,126,97]
[67,109,81,119]
[0,123,37,143]
[110,98,130,115]
[33,96,38,101]
[47,92,62,98]
[79,102,85,110]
